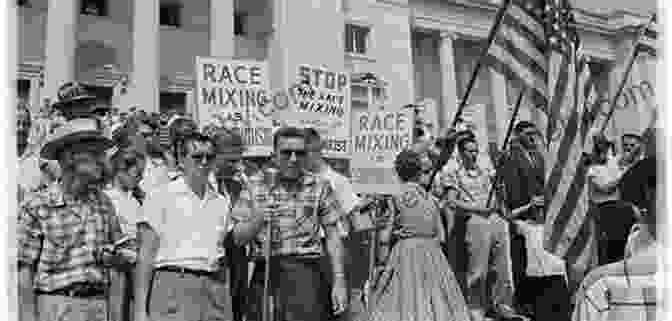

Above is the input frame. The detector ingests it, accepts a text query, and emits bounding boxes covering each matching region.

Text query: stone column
[130,0,160,113]
[489,68,508,147]
[42,0,78,102]
[210,0,235,57]
[439,31,459,129]
[185,90,194,118]
[29,78,42,113]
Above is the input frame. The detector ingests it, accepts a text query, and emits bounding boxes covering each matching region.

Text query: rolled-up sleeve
[319,182,346,228]
[17,205,42,266]
[138,191,164,233]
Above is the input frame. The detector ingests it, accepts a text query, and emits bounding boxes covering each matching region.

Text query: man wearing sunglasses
[134,133,233,321]
[231,126,349,321]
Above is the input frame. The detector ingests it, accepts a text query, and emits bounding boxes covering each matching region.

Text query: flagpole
[486,87,525,207]
[450,0,512,129]
[600,13,656,134]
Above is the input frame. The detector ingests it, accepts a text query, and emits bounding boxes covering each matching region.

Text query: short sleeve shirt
[17,183,122,291]
[235,172,346,258]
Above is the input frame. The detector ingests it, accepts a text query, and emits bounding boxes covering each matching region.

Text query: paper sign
[350,108,414,194]
[276,65,351,158]
[195,57,273,156]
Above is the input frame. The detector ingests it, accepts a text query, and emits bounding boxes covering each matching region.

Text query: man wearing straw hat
[17,117,125,321]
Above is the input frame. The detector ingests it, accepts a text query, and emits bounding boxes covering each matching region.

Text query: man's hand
[331,277,348,315]
[531,195,545,208]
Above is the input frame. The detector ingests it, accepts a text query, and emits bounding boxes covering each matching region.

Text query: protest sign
[195,56,273,156]
[350,108,413,194]
[276,65,351,158]
[610,54,658,140]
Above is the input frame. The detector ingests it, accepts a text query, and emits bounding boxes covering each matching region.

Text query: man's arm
[17,203,42,321]
[18,265,37,321]
[319,183,348,314]
[133,193,162,321]
[133,223,159,321]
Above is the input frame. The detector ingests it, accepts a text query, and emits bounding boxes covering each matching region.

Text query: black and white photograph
[6,0,669,320]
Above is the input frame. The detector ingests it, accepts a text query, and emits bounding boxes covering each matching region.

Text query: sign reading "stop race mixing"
[195,57,274,156]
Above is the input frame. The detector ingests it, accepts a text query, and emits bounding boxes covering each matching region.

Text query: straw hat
[41,118,115,160]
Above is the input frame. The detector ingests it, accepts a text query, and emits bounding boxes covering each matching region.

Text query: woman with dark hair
[363,145,470,321]
[585,134,636,265]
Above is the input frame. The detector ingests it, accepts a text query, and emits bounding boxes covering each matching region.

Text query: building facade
[16,0,656,145]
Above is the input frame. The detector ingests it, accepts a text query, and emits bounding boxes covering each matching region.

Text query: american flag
[544,55,600,289]
[485,0,549,113]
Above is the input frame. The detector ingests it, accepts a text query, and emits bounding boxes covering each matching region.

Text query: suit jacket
[501,143,546,220]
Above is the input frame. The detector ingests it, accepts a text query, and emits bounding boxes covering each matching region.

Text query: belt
[155,265,213,278]
[35,282,107,298]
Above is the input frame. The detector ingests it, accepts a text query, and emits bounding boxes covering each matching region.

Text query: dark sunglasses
[279,149,307,159]
[190,153,216,163]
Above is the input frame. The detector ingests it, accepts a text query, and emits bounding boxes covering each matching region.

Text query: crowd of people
[15,81,659,321]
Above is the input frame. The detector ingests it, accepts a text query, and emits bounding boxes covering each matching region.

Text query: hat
[52,82,97,108]
[41,118,114,160]
[51,82,102,120]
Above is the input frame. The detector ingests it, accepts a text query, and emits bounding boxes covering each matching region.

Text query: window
[160,92,186,115]
[160,3,182,27]
[234,13,246,36]
[81,0,108,17]
[345,24,370,55]
[17,79,30,104]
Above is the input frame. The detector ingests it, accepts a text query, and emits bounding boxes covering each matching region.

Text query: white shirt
[104,187,142,238]
[586,156,623,204]
[514,220,567,277]
[139,178,232,271]
[139,157,173,194]
[319,164,361,214]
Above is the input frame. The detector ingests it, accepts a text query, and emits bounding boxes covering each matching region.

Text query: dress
[364,182,470,321]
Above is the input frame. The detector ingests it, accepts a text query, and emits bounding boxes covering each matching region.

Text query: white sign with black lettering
[195,56,273,156]
[276,65,351,157]
[350,108,413,194]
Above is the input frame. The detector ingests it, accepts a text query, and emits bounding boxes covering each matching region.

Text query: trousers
[465,213,515,312]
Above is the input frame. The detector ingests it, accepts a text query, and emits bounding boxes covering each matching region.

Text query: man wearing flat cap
[51,82,110,121]
[17,117,125,321]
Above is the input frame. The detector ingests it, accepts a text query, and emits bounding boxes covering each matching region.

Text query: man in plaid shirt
[17,118,123,321]
[231,126,349,321]
[572,157,659,321]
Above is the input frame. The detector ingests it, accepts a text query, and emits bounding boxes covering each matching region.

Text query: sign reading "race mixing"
[350,108,413,194]
[276,65,351,158]
[195,57,273,156]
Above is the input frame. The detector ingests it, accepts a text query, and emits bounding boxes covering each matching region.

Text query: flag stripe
[506,2,546,41]
[499,13,548,54]
[545,106,580,242]
[563,207,592,264]
[549,161,588,255]
[487,44,549,100]
[492,32,548,79]
[545,84,579,202]
[546,54,572,149]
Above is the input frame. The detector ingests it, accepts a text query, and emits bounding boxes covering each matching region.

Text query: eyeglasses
[279,149,307,159]
[190,153,216,163]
